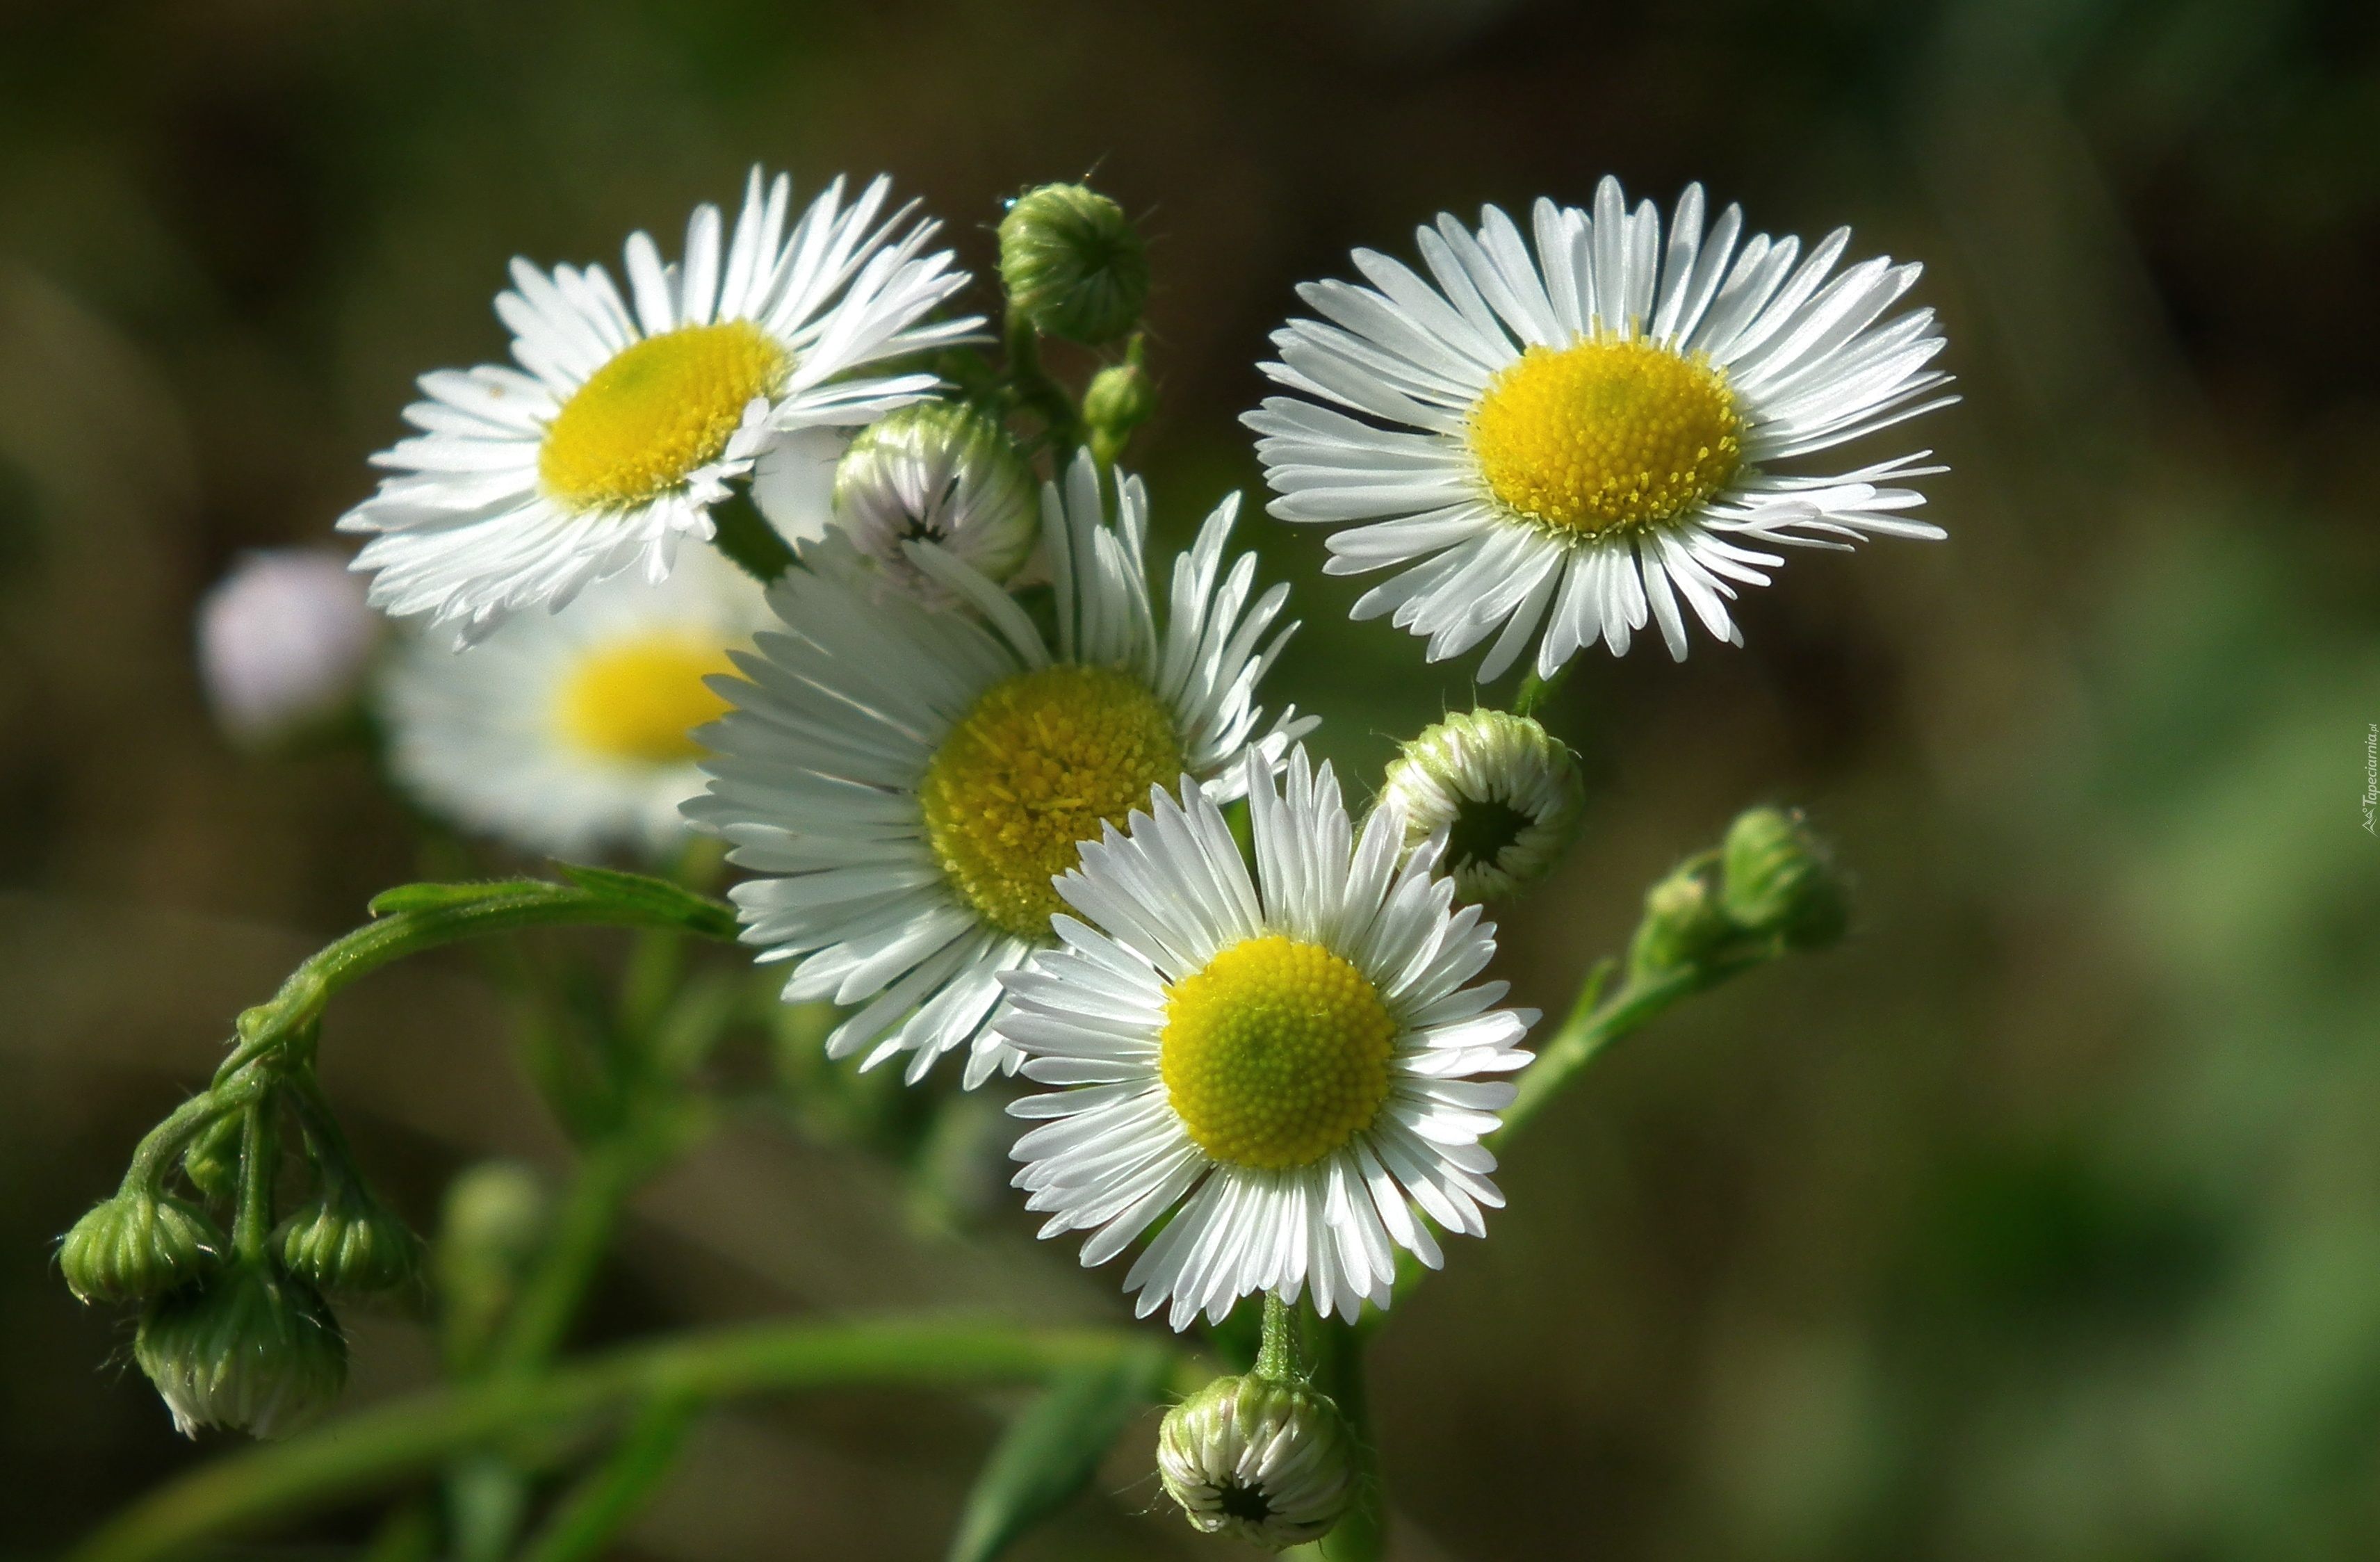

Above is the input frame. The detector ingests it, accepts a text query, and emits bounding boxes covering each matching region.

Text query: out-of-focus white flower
[197,548,379,745]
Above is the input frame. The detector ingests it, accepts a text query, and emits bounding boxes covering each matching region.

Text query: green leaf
[367,880,551,917]
[945,1344,1173,1562]
[548,862,740,941]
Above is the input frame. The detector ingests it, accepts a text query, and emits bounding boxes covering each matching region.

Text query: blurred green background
[3,0,2377,1556]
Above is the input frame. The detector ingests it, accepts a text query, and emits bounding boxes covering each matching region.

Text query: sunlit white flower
[341,170,977,642]
[1247,176,1953,675]
[688,456,1312,1087]
[996,748,1537,1329]
[197,548,378,743]
[382,546,766,859]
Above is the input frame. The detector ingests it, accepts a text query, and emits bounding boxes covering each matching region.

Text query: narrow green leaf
[367,881,552,917]
[945,1344,1173,1562]
[548,862,740,941]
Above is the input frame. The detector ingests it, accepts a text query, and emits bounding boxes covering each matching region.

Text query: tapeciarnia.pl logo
[2364,723,2377,836]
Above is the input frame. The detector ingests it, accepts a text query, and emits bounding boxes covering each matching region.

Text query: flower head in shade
[996,748,1536,1328]
[1377,708,1584,901]
[340,170,977,642]
[1246,176,1953,676]
[380,546,767,860]
[687,456,1313,1087]
[197,550,378,744]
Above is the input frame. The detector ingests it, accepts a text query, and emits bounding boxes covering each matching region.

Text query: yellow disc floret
[920,664,1184,939]
[1468,336,1743,537]
[1162,935,1396,1170]
[557,635,739,764]
[539,320,790,512]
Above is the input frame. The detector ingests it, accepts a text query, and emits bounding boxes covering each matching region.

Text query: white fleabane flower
[341,169,978,642]
[197,549,378,744]
[996,748,1538,1330]
[1246,175,1953,675]
[687,455,1314,1087]
[382,546,767,860]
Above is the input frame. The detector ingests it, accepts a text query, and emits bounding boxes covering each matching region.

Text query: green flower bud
[1378,709,1585,901]
[433,1161,551,1375]
[1157,1374,1355,1551]
[181,1112,243,1203]
[134,1262,348,1439]
[58,1190,225,1304]
[998,184,1149,346]
[1720,806,1848,951]
[278,1180,423,1295]
[1083,359,1157,439]
[1627,855,1738,981]
[833,402,1038,604]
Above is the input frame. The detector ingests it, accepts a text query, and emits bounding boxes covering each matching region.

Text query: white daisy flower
[341,169,979,642]
[382,546,767,859]
[1246,175,1954,675]
[687,455,1314,1087]
[996,747,1538,1329]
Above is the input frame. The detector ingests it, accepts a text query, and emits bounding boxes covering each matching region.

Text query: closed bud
[181,1112,243,1203]
[434,1161,551,1374]
[1379,709,1585,901]
[1720,806,1848,951]
[134,1262,348,1439]
[998,184,1149,346]
[58,1191,225,1304]
[1627,856,1738,982]
[278,1180,423,1295]
[1157,1374,1355,1552]
[1083,358,1157,439]
[832,402,1038,605]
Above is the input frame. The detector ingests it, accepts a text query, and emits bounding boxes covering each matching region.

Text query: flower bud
[58,1190,225,1304]
[1720,806,1848,951]
[997,184,1149,346]
[197,548,379,745]
[1379,709,1585,901]
[1626,855,1738,982]
[278,1180,423,1295]
[1157,1374,1355,1551]
[181,1112,243,1204]
[433,1161,551,1374]
[134,1262,348,1438]
[1083,358,1157,440]
[831,402,1038,605]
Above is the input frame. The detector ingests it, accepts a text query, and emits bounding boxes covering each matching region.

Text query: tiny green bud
[1378,708,1586,901]
[833,401,1038,603]
[278,1180,423,1295]
[433,1161,551,1375]
[1083,359,1157,440]
[1157,1374,1355,1551]
[58,1191,225,1304]
[1720,806,1848,950]
[998,184,1149,346]
[181,1112,243,1203]
[1627,856,1738,981]
[134,1262,348,1438]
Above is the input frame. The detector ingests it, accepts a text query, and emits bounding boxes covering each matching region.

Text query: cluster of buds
[1629,806,1850,984]
[56,1087,421,1440]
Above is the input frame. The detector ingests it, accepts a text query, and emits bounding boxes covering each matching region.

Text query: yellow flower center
[538,320,789,513]
[919,664,1184,939]
[557,634,738,764]
[1161,935,1396,1171]
[1467,336,1744,537]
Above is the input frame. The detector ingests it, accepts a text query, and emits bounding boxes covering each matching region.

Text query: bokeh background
[4,0,2378,1556]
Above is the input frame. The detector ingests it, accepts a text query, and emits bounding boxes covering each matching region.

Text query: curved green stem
[1495,959,1703,1144]
[707,489,797,586]
[515,1390,703,1562]
[229,1096,279,1264]
[70,1318,1175,1562]
[210,873,737,1091]
[484,1139,651,1380]
[1003,302,1083,455]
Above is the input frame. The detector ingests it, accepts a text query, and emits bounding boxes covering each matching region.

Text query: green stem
[515,1390,703,1562]
[209,875,737,1091]
[70,1318,1174,1562]
[1510,660,1575,719]
[1003,302,1082,455]
[1254,1292,1298,1382]
[230,1096,279,1264]
[708,489,797,586]
[484,1141,645,1379]
[1495,960,1704,1144]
